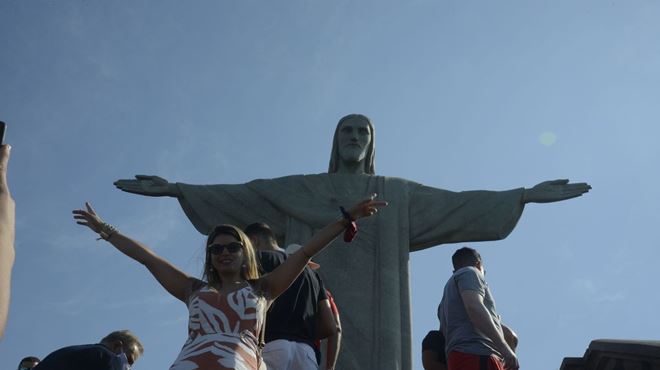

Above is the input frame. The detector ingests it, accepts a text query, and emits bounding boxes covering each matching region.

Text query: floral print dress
[170,281,267,370]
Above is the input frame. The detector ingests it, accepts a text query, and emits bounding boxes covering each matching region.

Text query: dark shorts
[447,351,504,370]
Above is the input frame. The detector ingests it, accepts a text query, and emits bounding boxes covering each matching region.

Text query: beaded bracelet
[97,222,118,241]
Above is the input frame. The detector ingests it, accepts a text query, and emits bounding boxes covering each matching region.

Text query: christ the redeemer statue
[115,114,590,370]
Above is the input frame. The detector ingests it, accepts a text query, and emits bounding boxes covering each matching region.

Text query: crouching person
[33,330,143,370]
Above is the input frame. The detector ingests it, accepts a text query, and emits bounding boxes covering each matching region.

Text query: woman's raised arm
[73,202,193,303]
[263,195,387,300]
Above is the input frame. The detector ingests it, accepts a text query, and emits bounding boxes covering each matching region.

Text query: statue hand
[347,193,388,220]
[114,175,179,197]
[523,179,591,204]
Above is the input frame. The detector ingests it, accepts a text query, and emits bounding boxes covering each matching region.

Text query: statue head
[328,114,376,175]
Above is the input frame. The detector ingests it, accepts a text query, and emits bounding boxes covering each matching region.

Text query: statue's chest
[325,176,379,200]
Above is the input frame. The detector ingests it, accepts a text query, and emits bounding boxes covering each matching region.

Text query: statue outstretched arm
[114,175,181,197]
[409,185,526,251]
[408,179,590,250]
[522,179,591,204]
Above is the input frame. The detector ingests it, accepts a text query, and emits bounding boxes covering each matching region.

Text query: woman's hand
[347,193,388,220]
[72,202,104,234]
[74,202,193,302]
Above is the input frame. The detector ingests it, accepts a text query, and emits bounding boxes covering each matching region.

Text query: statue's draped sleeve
[408,184,526,251]
[175,181,287,235]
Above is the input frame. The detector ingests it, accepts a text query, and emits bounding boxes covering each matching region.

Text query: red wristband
[343,220,358,242]
[339,206,358,242]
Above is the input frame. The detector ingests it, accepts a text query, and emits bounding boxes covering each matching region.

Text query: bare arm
[502,323,518,352]
[325,307,342,370]
[263,196,387,299]
[0,145,14,338]
[73,203,193,302]
[315,299,337,340]
[461,291,518,370]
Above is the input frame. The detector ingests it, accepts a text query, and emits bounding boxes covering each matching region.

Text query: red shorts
[447,351,505,370]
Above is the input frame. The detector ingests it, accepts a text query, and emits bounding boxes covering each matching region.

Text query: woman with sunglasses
[72,195,386,370]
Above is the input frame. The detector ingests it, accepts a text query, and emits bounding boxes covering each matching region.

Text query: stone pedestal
[561,340,660,370]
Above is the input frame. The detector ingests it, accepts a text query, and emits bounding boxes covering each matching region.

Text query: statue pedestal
[561,339,660,370]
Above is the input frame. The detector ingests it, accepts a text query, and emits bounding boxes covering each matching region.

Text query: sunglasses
[207,242,243,255]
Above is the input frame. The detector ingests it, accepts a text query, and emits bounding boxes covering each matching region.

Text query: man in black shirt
[33,330,143,370]
[422,330,447,370]
[246,223,337,370]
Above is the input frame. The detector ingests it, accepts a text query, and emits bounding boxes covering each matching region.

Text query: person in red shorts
[421,325,517,370]
[438,247,518,370]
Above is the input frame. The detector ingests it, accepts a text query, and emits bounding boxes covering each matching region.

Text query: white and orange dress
[170,280,268,370]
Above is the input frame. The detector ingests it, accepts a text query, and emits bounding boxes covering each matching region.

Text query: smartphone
[0,121,5,144]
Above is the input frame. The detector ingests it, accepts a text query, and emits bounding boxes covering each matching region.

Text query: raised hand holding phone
[0,121,6,145]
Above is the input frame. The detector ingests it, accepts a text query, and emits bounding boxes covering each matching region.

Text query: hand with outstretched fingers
[523,179,591,204]
[346,193,388,220]
[72,202,105,234]
[114,175,179,197]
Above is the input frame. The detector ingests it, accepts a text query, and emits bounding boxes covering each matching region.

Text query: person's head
[328,114,376,174]
[203,225,260,285]
[17,356,40,370]
[451,247,483,273]
[99,330,143,366]
[244,222,277,251]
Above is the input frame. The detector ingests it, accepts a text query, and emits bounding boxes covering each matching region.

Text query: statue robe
[176,173,525,370]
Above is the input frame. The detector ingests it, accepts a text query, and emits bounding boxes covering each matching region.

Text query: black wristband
[339,206,354,222]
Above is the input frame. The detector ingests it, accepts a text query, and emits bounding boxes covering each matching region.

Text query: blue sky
[2,1,660,369]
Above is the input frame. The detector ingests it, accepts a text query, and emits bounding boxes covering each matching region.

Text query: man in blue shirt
[438,247,518,370]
